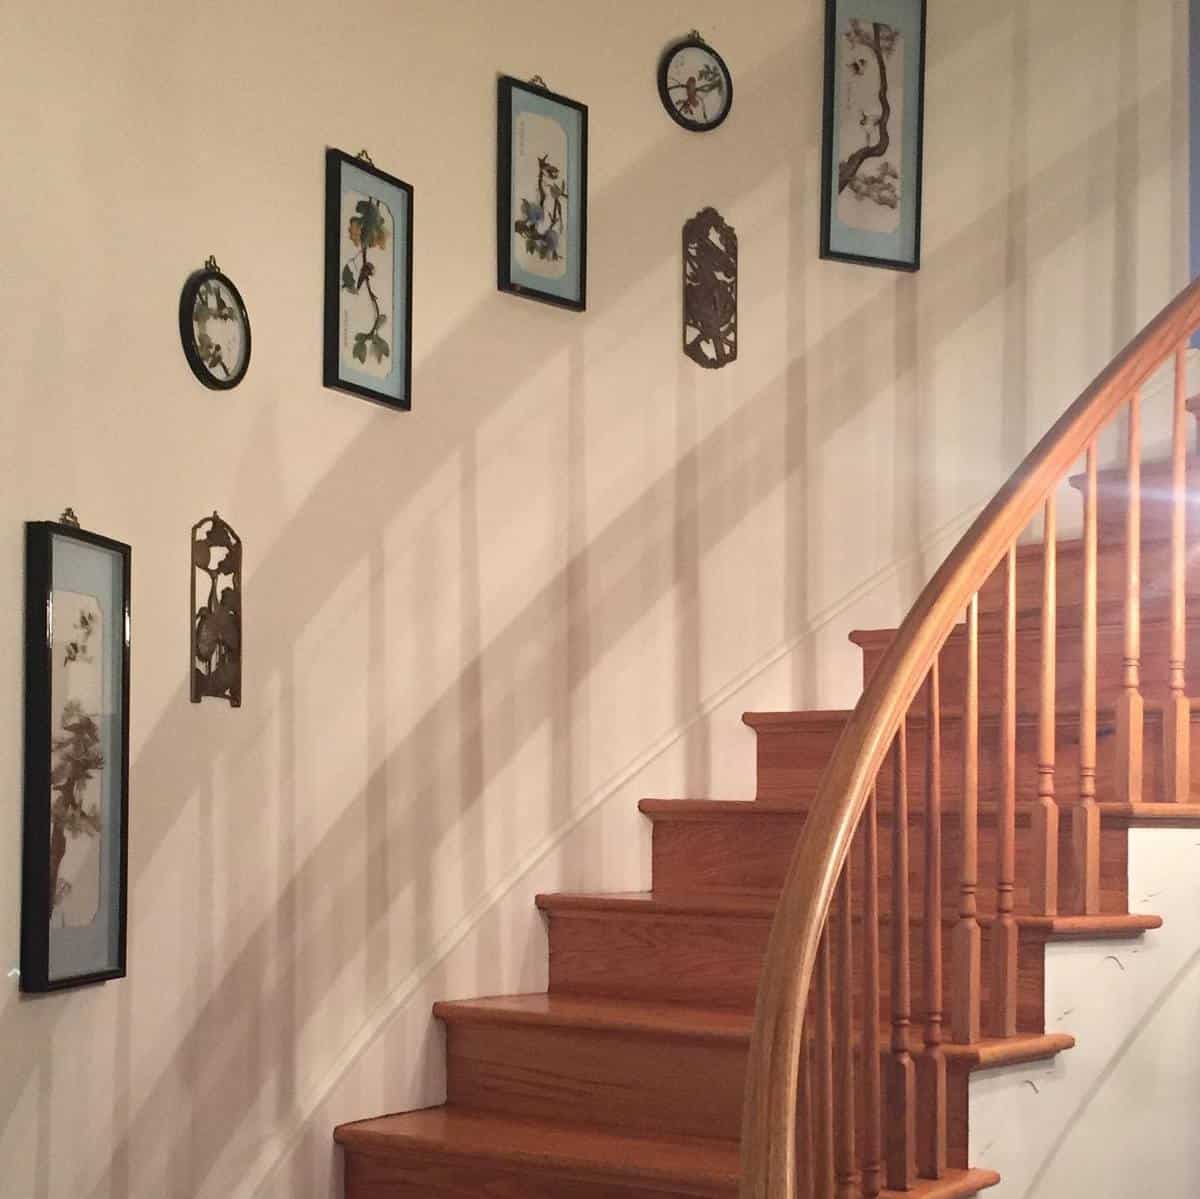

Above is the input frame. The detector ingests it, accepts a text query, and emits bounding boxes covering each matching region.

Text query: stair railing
[740,276,1200,1199]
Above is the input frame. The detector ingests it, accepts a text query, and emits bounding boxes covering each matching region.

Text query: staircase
[335,284,1200,1198]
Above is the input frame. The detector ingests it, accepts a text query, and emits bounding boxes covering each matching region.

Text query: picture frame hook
[59,507,80,528]
[688,29,705,42]
[204,254,220,272]
[529,74,549,89]
[356,148,374,165]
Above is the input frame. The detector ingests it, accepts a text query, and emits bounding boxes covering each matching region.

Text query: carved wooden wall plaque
[683,207,737,368]
[191,512,242,707]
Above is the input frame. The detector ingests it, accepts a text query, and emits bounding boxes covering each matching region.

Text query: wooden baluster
[953,596,982,1044]
[917,662,947,1177]
[1165,347,1191,803]
[834,868,860,1198]
[1032,496,1060,914]
[861,788,883,1199]
[1116,391,1144,805]
[814,931,836,1199]
[886,722,916,1190]
[796,1025,815,1199]
[992,548,1019,1036]
[1072,445,1102,912]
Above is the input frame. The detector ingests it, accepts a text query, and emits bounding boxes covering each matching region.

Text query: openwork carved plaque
[683,207,737,369]
[191,512,242,707]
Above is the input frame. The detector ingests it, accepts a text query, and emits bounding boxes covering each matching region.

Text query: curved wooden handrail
[739,275,1200,1199]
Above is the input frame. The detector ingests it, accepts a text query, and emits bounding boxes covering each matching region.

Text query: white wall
[970,828,1200,1197]
[0,2,1188,1197]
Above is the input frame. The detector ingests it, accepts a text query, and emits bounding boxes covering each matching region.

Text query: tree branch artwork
[839,20,900,209]
[49,648,103,916]
[667,63,725,123]
[191,512,242,707]
[340,198,391,367]
[514,153,568,262]
[683,207,737,369]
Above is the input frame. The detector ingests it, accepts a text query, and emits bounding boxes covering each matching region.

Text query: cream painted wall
[0,1,1188,1197]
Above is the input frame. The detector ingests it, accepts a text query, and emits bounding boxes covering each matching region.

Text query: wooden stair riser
[973,532,1200,632]
[1067,455,1200,543]
[344,1148,735,1199]
[543,906,1052,1034]
[443,1020,746,1142]
[649,807,1130,918]
[854,621,1200,720]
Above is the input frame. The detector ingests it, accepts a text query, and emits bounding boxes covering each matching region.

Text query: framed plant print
[21,517,131,993]
[820,0,927,271]
[497,76,588,311]
[324,148,414,410]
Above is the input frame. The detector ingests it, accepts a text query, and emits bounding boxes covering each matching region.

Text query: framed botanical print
[21,518,131,992]
[497,76,588,311]
[820,0,927,271]
[324,148,414,410]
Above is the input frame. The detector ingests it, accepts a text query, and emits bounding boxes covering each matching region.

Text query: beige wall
[0,1,1187,1196]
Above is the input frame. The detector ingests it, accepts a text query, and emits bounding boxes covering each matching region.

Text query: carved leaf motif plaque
[683,207,737,369]
[191,512,242,707]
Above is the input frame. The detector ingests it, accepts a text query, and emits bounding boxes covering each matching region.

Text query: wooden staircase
[336,299,1200,1197]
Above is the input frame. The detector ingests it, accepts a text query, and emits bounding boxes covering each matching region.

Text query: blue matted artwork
[323,148,414,410]
[498,77,588,311]
[821,0,927,271]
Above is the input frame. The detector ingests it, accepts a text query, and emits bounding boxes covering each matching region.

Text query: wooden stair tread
[639,798,800,820]
[537,890,778,918]
[336,1106,999,1197]
[434,992,1074,1073]
[539,890,1160,936]
[435,993,754,1042]
[741,709,851,731]
[335,1105,741,1190]
[1099,802,1200,825]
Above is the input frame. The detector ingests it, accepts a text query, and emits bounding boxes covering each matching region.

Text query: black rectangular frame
[21,520,131,993]
[323,147,415,410]
[497,75,589,311]
[819,0,928,272]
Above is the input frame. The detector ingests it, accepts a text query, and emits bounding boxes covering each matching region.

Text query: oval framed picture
[658,35,733,132]
[179,260,251,390]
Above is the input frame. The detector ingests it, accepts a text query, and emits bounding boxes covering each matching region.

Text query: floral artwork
[836,19,904,234]
[498,78,587,310]
[512,113,570,281]
[49,592,104,928]
[191,512,242,707]
[514,153,568,266]
[339,193,395,378]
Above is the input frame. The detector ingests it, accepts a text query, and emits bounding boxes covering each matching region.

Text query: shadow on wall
[2,5,1166,1196]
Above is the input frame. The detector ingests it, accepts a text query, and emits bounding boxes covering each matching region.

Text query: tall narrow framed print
[820,0,927,271]
[324,148,414,410]
[21,519,131,993]
[498,76,588,311]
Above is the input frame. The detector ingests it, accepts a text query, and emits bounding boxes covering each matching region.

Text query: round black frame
[179,266,252,390]
[657,36,733,133]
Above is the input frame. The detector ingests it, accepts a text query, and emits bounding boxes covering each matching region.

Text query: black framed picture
[21,519,131,993]
[179,258,252,389]
[820,0,927,271]
[657,35,733,132]
[497,76,588,311]
[324,148,414,410]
